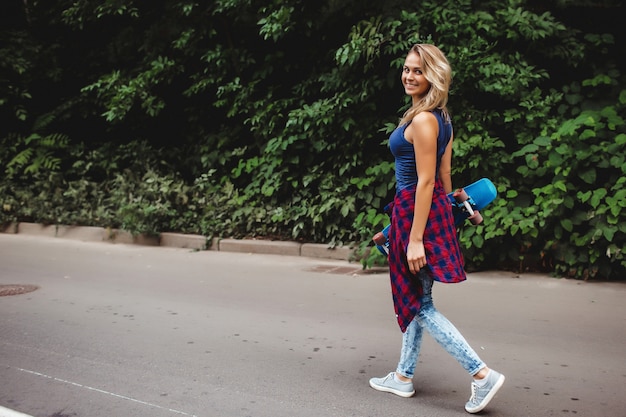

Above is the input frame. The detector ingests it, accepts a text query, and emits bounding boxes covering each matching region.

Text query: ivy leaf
[561,218,573,232]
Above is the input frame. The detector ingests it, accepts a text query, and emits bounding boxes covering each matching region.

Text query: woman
[368,44,505,414]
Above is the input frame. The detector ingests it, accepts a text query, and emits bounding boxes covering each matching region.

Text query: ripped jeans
[396,271,485,379]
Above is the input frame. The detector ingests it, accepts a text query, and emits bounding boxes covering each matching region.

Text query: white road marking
[11,367,198,417]
[0,405,34,417]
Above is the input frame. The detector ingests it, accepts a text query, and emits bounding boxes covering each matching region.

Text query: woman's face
[402,52,430,101]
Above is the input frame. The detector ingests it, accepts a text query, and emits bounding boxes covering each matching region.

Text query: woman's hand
[406,240,427,274]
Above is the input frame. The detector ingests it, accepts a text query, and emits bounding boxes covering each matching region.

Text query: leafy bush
[508,94,626,279]
[1,0,625,280]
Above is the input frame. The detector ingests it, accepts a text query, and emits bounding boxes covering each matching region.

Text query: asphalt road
[0,234,624,417]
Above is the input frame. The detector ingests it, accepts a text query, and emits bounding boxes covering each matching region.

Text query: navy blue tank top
[389,109,452,190]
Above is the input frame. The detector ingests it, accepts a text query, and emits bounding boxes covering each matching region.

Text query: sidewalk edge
[1,222,359,262]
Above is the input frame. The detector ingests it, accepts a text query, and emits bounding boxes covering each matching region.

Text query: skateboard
[372,178,497,255]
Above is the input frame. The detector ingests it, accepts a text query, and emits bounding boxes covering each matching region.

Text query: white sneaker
[369,372,415,398]
[465,370,505,413]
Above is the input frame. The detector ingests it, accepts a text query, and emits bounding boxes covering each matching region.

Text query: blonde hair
[399,44,452,126]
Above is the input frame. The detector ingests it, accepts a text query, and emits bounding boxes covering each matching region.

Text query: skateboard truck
[452,188,483,225]
[372,230,389,255]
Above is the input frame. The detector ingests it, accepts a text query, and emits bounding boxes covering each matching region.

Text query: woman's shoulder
[410,111,439,128]
[413,109,452,130]
[405,111,439,144]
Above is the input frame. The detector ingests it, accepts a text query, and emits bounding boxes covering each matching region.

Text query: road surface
[0,234,624,417]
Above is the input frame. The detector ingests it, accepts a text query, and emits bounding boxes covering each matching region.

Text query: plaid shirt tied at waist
[386,179,466,332]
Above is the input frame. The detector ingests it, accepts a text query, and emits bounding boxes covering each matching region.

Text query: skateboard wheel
[468,210,483,225]
[453,189,469,203]
[372,232,387,245]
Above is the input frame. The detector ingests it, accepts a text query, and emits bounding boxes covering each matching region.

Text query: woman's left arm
[404,112,439,274]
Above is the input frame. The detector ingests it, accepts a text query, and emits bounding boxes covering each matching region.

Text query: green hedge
[1,0,625,279]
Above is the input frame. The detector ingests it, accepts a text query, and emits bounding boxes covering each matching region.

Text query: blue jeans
[396,272,485,379]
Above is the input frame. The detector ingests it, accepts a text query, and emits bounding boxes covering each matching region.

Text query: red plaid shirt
[386,179,466,332]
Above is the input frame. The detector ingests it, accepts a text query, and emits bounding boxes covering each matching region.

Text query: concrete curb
[1,222,358,262]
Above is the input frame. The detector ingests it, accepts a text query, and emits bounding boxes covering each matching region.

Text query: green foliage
[4,113,70,177]
[0,29,39,124]
[258,4,295,41]
[510,99,626,279]
[1,0,625,280]
[81,56,182,122]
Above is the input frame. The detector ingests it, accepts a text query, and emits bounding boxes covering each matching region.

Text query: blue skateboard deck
[373,178,497,256]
